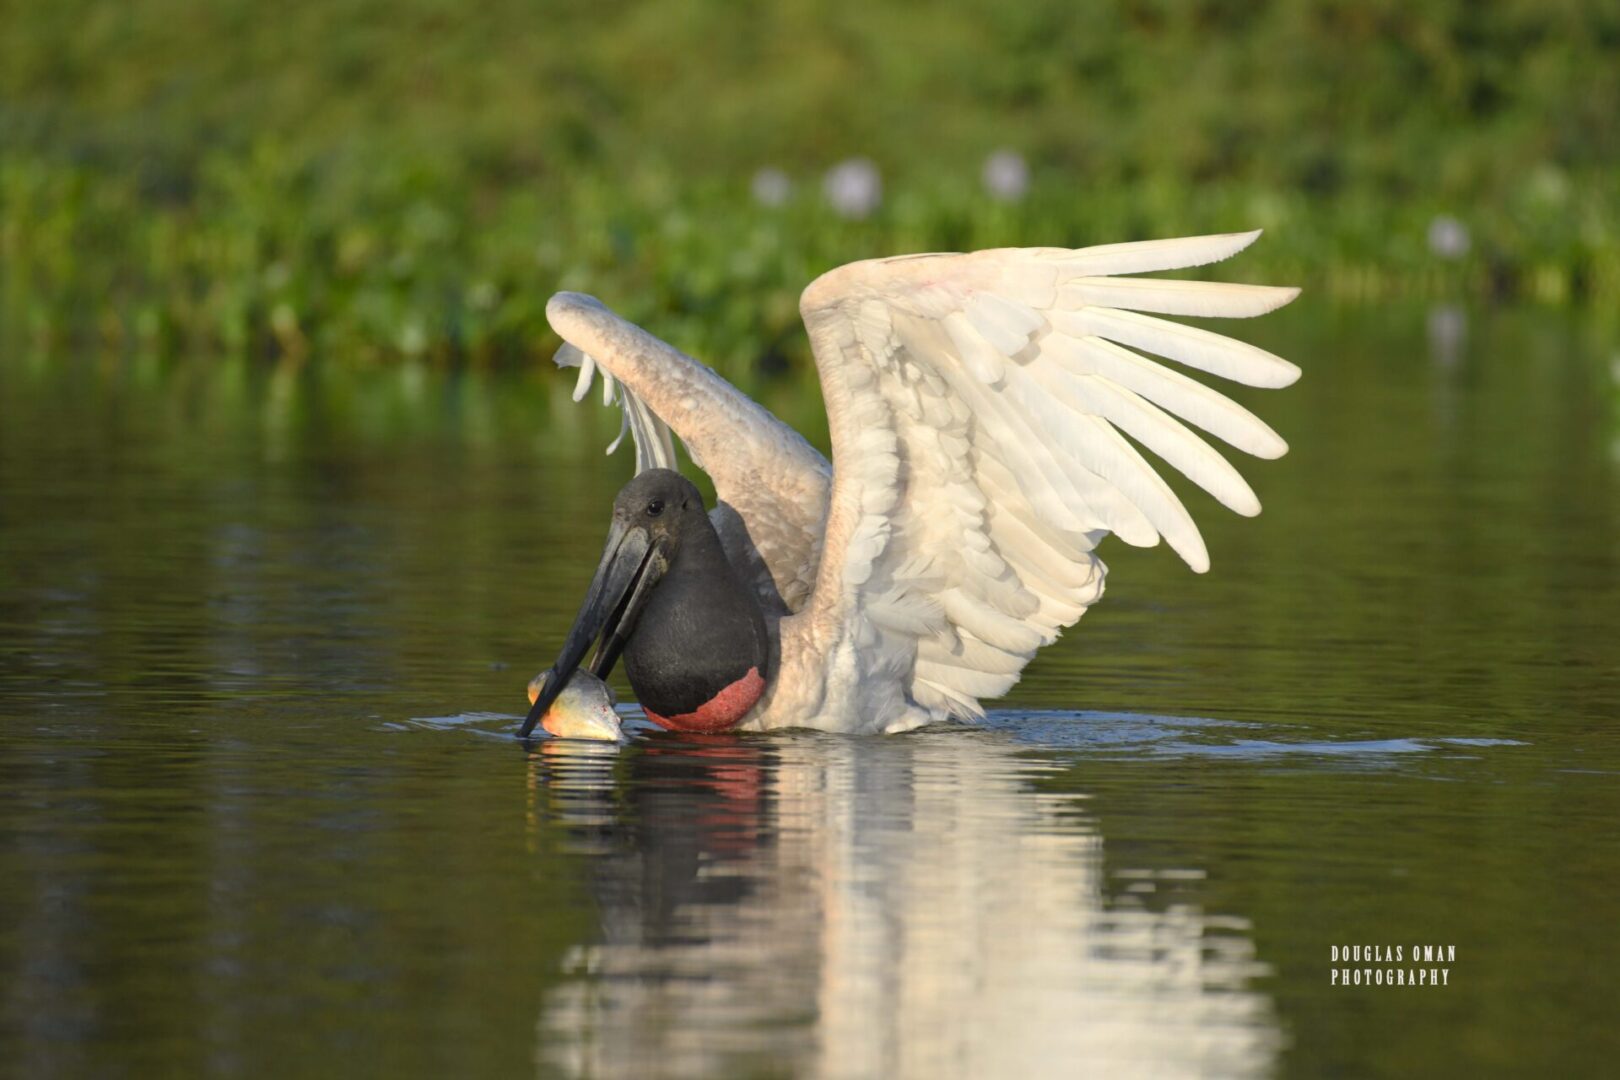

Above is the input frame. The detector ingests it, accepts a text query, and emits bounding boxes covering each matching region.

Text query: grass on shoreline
[5,150,1614,379]
[6,2,1617,375]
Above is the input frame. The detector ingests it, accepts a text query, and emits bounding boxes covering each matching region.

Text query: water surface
[2,305,1617,1077]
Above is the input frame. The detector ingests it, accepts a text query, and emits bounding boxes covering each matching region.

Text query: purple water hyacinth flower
[824,158,882,219]
[982,150,1029,202]
[1427,215,1471,260]
[751,167,792,208]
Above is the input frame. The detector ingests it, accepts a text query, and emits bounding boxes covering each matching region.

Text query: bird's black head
[522,469,744,738]
[611,468,706,550]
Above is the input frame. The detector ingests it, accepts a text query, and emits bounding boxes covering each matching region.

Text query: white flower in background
[982,149,1029,202]
[1427,215,1471,259]
[823,158,882,219]
[751,167,792,207]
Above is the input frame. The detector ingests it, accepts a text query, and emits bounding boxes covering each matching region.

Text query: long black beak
[519,519,668,738]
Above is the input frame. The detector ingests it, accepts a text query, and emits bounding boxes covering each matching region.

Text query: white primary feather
[1040,228,1263,276]
[1057,277,1300,320]
[1051,308,1300,389]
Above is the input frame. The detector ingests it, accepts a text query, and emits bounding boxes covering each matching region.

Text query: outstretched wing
[798,230,1298,724]
[546,294,832,611]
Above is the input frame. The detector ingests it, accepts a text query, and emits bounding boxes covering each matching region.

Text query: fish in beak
[524,668,623,742]
[519,517,670,739]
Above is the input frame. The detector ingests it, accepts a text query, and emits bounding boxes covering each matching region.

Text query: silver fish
[525,669,624,742]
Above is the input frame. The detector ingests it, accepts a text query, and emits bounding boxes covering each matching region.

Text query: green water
[1,305,1617,1077]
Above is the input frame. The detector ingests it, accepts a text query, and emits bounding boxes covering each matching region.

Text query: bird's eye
[647,499,664,517]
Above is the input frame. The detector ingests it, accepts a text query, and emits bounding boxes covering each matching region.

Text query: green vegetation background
[2,0,1616,374]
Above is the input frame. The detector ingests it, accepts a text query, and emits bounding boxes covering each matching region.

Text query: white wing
[546,294,832,611]
[798,230,1298,724]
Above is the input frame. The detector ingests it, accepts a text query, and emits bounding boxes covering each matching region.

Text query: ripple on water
[982,710,1529,767]
[394,707,1528,772]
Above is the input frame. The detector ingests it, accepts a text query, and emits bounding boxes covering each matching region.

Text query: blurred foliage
[2,0,1618,373]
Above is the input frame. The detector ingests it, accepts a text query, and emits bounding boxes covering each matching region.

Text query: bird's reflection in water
[527,730,1279,1079]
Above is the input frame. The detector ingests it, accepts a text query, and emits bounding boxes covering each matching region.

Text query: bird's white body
[547,231,1299,733]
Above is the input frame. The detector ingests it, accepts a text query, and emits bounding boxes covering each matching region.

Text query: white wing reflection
[529,730,1279,1079]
